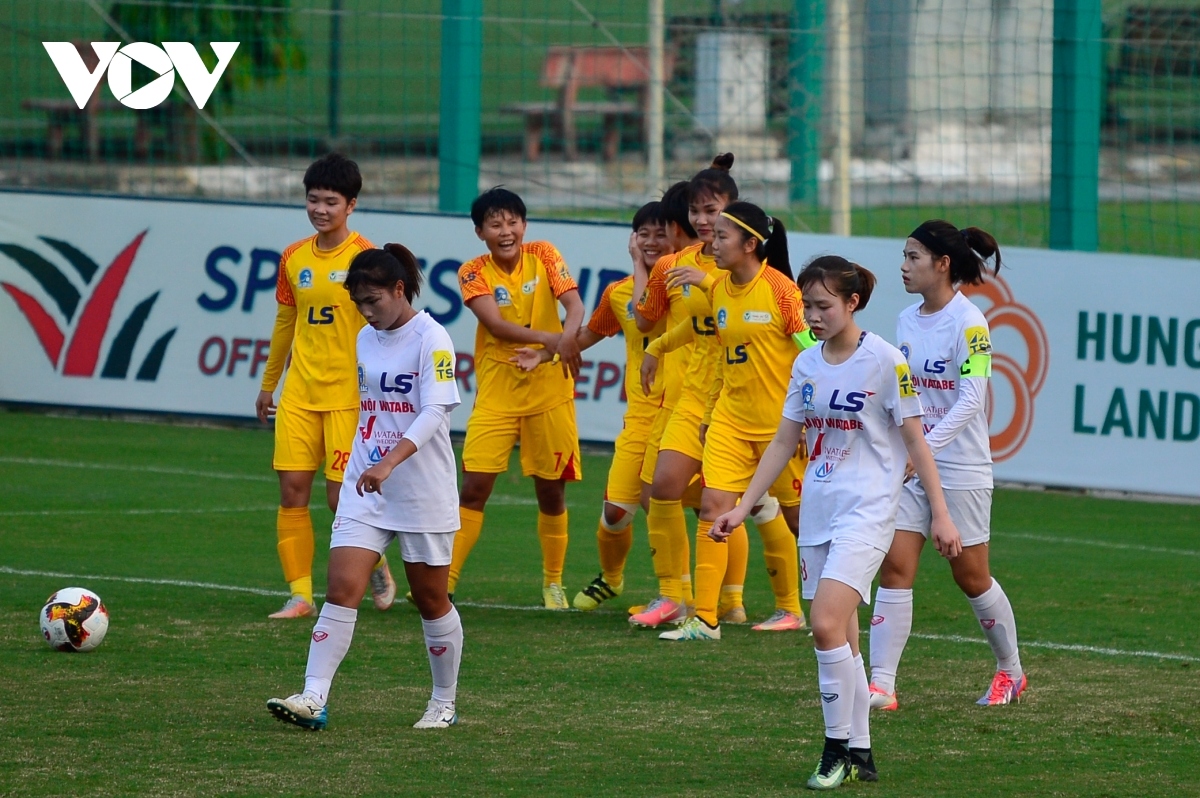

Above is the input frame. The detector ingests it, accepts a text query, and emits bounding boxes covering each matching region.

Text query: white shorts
[895,479,992,548]
[330,516,454,566]
[800,537,888,604]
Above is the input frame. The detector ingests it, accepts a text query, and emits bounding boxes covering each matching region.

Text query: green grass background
[0,409,1197,796]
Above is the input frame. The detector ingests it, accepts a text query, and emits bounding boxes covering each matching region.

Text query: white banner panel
[1,191,1197,496]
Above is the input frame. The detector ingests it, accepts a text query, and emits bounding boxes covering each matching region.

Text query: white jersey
[783,332,923,551]
[896,291,993,489]
[338,311,461,533]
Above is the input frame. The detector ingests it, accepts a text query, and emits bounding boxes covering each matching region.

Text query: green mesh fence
[1,0,1197,258]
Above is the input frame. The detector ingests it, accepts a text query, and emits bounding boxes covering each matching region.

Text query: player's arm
[553,288,585,379]
[257,261,298,422]
[923,326,991,455]
[710,417,805,540]
[512,327,604,372]
[900,418,962,559]
[640,316,694,395]
[634,255,671,333]
[665,267,716,293]
[466,295,558,348]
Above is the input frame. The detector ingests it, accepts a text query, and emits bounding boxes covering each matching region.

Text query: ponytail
[345,244,424,301]
[719,200,791,278]
[797,255,876,311]
[688,152,739,204]
[908,220,1001,286]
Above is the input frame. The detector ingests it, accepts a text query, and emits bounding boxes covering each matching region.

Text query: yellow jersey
[709,264,813,439]
[587,276,666,425]
[458,241,577,416]
[264,231,373,410]
[636,244,719,411]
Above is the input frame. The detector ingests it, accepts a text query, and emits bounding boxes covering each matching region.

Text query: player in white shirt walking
[710,256,961,790]
[267,244,465,731]
[868,220,1026,710]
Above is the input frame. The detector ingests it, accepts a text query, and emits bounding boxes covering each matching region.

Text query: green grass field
[1,409,1197,797]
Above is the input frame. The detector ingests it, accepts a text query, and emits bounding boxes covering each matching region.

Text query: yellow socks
[538,510,569,587]
[719,522,749,613]
[448,507,484,594]
[693,521,727,626]
[758,512,802,615]
[277,506,314,603]
[647,498,686,602]
[597,516,632,588]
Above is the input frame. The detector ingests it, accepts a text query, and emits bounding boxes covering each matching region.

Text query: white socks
[303,602,358,704]
[850,653,871,750]
[814,643,855,741]
[422,606,464,703]
[868,587,914,694]
[967,578,1022,679]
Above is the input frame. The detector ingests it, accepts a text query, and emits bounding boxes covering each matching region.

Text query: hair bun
[710,152,735,171]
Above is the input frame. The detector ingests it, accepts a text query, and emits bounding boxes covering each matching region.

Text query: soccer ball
[40,587,109,652]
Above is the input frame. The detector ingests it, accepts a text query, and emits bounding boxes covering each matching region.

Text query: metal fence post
[789,0,825,209]
[1049,0,1102,251]
[439,0,482,214]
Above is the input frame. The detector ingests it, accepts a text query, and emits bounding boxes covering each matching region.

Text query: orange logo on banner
[962,275,1049,462]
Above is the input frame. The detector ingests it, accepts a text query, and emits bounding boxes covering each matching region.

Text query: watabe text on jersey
[338,311,461,533]
[896,291,993,489]
[783,332,923,550]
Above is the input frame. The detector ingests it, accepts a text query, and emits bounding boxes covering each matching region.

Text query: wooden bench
[501,46,676,161]
[1106,7,1200,139]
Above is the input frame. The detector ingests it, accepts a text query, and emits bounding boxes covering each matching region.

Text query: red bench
[502,45,676,161]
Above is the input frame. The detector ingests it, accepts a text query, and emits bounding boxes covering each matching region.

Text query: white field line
[905,631,1200,664]
[0,457,540,506]
[0,506,282,517]
[1006,532,1199,558]
[2,566,1197,663]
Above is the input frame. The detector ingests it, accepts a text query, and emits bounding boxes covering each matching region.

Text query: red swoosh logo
[63,231,147,377]
[2,282,65,365]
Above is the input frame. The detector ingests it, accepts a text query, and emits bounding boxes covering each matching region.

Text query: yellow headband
[720,212,767,242]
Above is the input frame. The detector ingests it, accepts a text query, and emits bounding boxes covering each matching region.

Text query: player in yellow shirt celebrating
[450,188,585,609]
[257,153,396,619]
[660,201,814,641]
[512,202,672,610]
[631,156,763,628]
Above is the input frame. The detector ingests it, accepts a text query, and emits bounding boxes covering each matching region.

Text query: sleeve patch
[964,325,992,356]
[960,352,992,378]
[895,363,917,398]
[433,350,455,382]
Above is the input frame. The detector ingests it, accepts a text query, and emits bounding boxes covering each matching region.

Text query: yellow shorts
[605,418,651,505]
[462,401,582,481]
[273,403,357,482]
[658,402,705,464]
[702,422,805,506]
[639,404,672,484]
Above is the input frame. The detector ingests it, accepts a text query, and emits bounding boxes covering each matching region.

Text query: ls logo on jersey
[895,364,917,398]
[0,230,176,381]
[493,286,512,307]
[307,306,334,325]
[724,344,748,364]
[829,389,876,412]
[379,372,415,394]
[433,350,454,382]
[924,359,948,374]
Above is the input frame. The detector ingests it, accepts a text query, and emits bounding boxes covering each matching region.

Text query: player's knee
[409,584,452,619]
[458,475,494,509]
[953,565,993,599]
[533,479,566,514]
[750,496,781,524]
[601,502,636,530]
[879,555,917,589]
[810,612,846,649]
